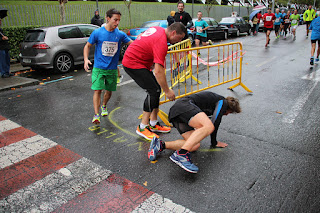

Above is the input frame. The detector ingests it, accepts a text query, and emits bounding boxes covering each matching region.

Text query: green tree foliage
[3,25,41,59]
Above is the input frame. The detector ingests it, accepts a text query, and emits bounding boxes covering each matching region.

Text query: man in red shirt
[263,8,276,47]
[122,22,187,140]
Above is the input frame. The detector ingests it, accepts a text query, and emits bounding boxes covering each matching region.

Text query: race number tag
[285,19,290,23]
[292,20,297,24]
[275,18,280,22]
[196,26,203,33]
[266,16,272,21]
[102,41,118,57]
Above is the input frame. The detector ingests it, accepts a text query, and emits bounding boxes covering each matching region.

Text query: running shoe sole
[150,128,171,133]
[148,137,158,161]
[92,120,100,125]
[169,156,198,173]
[136,129,159,141]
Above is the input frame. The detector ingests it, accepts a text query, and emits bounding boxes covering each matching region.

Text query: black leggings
[284,24,290,35]
[123,66,161,112]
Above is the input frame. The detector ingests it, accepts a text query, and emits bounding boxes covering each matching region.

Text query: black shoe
[1,74,10,78]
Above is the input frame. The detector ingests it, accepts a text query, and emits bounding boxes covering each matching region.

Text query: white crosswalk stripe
[0,119,20,133]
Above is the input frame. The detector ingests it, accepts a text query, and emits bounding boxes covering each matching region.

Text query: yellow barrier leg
[240,82,253,93]
[228,82,252,93]
[138,110,171,127]
[158,109,171,127]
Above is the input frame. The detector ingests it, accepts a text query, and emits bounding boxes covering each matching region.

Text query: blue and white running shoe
[148,136,161,161]
[170,151,199,173]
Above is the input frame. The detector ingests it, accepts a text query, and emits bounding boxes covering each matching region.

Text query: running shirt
[88,27,130,70]
[303,9,316,21]
[281,13,286,22]
[310,16,320,40]
[274,13,282,25]
[283,15,291,25]
[263,13,276,28]
[122,27,168,70]
[168,91,228,146]
[290,14,300,26]
[194,19,209,37]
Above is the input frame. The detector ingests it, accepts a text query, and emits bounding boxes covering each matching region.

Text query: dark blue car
[120,20,195,59]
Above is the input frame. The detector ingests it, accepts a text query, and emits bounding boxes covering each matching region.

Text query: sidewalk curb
[0,77,39,92]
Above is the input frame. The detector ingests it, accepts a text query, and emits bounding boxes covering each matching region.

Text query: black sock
[178,149,188,154]
[159,140,166,152]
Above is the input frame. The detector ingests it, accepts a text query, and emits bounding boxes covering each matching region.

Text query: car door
[77,25,99,61]
[58,26,84,63]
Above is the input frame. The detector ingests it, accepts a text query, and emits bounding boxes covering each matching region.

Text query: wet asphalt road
[1,26,320,212]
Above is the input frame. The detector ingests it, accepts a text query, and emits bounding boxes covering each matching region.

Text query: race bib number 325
[102,41,118,57]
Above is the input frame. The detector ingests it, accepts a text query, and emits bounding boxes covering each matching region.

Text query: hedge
[3,25,42,59]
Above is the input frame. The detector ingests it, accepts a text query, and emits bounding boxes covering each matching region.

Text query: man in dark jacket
[0,18,12,78]
[147,91,241,173]
[91,10,103,27]
[174,1,193,28]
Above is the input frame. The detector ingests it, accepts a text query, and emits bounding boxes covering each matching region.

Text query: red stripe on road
[53,174,154,213]
[0,127,37,148]
[0,116,6,121]
[0,145,82,199]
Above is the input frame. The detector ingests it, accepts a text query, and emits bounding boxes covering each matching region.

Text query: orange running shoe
[136,125,159,141]
[149,122,171,133]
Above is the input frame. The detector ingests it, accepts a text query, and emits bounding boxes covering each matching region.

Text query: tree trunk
[59,0,67,24]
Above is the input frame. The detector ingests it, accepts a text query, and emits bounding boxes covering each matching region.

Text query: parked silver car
[19,24,98,73]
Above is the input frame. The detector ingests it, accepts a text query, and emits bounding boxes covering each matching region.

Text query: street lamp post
[96,0,99,10]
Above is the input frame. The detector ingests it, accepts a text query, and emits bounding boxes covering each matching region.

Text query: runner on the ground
[193,11,212,56]
[263,8,276,47]
[309,15,320,65]
[274,9,282,39]
[283,11,291,39]
[84,8,132,124]
[122,22,187,140]
[290,9,300,40]
[303,5,316,37]
[147,91,241,173]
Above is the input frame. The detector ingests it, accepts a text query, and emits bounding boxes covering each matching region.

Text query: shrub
[2,25,42,59]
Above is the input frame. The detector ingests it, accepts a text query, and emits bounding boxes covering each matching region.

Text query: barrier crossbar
[157,40,252,126]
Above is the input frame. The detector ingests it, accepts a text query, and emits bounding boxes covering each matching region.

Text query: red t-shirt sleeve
[152,37,167,67]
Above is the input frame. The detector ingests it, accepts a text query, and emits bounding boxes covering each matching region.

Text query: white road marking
[256,56,276,67]
[0,120,20,133]
[283,68,320,124]
[1,158,112,213]
[0,135,57,169]
[118,79,134,86]
[132,193,194,213]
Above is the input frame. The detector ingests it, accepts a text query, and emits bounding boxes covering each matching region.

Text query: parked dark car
[20,24,99,73]
[191,17,229,40]
[219,17,251,36]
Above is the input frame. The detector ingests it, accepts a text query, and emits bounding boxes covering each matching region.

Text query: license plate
[23,58,31,63]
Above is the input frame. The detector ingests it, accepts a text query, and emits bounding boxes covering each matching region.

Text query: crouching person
[147,91,241,173]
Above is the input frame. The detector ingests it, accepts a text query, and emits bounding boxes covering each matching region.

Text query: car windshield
[24,30,45,42]
[141,21,161,28]
[220,17,236,23]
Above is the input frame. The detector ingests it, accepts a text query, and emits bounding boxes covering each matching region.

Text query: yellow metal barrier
[158,41,252,126]
[138,40,252,126]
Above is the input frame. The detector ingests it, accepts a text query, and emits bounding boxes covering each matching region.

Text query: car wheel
[247,28,251,35]
[236,29,240,37]
[188,34,194,45]
[223,31,228,40]
[120,43,128,60]
[53,52,74,73]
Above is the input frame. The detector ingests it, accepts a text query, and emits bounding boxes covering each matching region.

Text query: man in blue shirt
[309,16,320,65]
[274,9,282,39]
[193,11,211,56]
[84,8,132,124]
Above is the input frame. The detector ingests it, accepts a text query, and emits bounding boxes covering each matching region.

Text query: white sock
[140,123,148,129]
[150,120,158,126]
